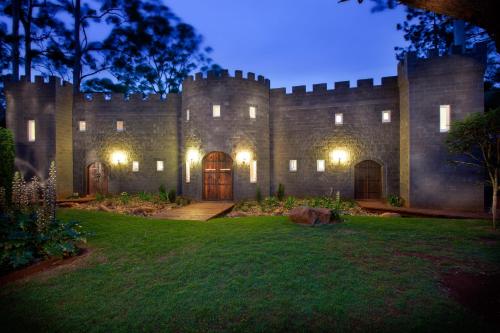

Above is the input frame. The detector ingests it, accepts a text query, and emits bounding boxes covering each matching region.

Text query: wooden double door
[87,162,108,195]
[202,152,233,201]
[354,160,382,200]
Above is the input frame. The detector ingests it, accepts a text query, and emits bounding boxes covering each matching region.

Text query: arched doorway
[202,152,233,201]
[354,160,382,200]
[87,162,108,195]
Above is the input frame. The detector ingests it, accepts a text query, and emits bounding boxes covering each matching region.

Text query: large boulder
[289,206,334,226]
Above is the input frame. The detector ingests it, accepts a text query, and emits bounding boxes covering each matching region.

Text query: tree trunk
[11,0,20,81]
[73,0,81,94]
[22,2,33,82]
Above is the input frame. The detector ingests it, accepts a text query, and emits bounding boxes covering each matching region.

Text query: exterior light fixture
[111,150,128,166]
[329,149,349,165]
[186,149,200,164]
[236,151,252,165]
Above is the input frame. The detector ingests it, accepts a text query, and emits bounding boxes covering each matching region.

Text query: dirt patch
[441,269,500,325]
[0,248,92,286]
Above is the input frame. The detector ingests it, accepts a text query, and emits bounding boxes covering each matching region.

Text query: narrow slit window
[317,160,325,172]
[116,120,124,132]
[212,104,221,118]
[78,120,86,132]
[186,109,190,121]
[440,105,450,132]
[250,160,257,183]
[382,110,391,123]
[249,106,256,119]
[27,120,36,142]
[186,161,191,183]
[157,160,164,171]
[289,160,297,172]
[335,113,343,125]
[132,161,139,172]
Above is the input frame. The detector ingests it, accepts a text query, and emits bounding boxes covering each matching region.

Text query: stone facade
[5,46,486,211]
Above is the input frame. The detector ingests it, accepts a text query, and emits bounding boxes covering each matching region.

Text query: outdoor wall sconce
[236,151,252,165]
[186,148,200,164]
[111,150,128,166]
[329,149,349,165]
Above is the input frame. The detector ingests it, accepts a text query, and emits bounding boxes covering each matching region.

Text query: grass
[1,209,499,332]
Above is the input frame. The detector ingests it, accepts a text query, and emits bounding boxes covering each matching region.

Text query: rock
[227,211,248,217]
[58,202,76,208]
[131,207,155,215]
[289,206,333,225]
[380,212,401,218]
[98,204,113,212]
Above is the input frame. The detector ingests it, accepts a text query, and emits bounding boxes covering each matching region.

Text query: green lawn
[1,210,499,332]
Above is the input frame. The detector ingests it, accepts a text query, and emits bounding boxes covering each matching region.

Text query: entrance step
[150,202,234,221]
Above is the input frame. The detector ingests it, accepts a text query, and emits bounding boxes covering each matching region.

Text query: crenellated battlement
[270,76,398,97]
[183,69,270,88]
[75,91,180,104]
[4,74,72,87]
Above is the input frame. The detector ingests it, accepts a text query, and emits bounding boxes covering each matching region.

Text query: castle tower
[398,45,486,211]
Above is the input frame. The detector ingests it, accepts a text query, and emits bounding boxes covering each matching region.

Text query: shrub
[120,192,130,205]
[168,189,177,203]
[95,193,105,202]
[284,196,297,210]
[159,185,168,201]
[255,187,262,203]
[261,196,279,212]
[277,183,285,201]
[175,196,191,206]
[138,191,153,202]
[387,194,404,207]
[0,128,15,203]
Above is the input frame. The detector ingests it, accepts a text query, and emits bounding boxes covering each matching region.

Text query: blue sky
[167,0,408,90]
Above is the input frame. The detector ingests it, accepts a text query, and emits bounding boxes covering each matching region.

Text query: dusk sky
[167,0,409,91]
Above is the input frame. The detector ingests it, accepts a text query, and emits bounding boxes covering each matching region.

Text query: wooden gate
[354,160,382,200]
[202,152,233,201]
[87,162,108,195]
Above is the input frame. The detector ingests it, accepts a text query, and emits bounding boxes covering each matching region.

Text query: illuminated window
[212,104,221,118]
[250,160,257,183]
[116,120,124,132]
[27,120,36,142]
[157,160,164,171]
[440,105,450,132]
[289,160,297,172]
[317,160,325,172]
[186,109,190,121]
[382,110,391,123]
[335,113,343,125]
[186,161,191,183]
[78,120,86,132]
[132,161,139,172]
[249,106,256,119]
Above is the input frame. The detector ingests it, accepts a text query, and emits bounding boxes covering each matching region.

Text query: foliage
[284,196,297,210]
[255,187,262,203]
[0,128,15,203]
[95,193,105,202]
[387,194,404,207]
[175,196,191,206]
[276,183,285,201]
[261,196,280,212]
[167,189,177,204]
[158,185,168,202]
[446,108,500,229]
[119,192,130,205]
[138,191,153,202]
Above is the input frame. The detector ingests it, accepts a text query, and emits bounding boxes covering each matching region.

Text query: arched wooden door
[87,162,108,195]
[354,160,382,200]
[202,152,233,201]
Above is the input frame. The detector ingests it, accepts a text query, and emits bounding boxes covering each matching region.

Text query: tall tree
[10,0,20,81]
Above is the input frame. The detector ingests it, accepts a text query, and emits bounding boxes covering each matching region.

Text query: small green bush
[120,192,130,205]
[175,196,191,206]
[158,185,168,201]
[168,189,177,203]
[255,187,262,203]
[0,127,15,203]
[95,193,105,202]
[261,196,279,212]
[284,196,297,210]
[387,194,404,207]
[277,183,285,201]
[138,191,153,202]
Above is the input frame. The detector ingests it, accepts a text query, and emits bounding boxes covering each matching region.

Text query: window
[27,120,36,142]
[186,161,191,183]
[157,160,164,171]
[382,110,391,123]
[132,161,139,172]
[335,113,343,125]
[289,160,297,172]
[116,120,124,132]
[186,109,190,121]
[250,160,257,183]
[317,160,325,172]
[78,120,86,132]
[212,104,221,118]
[249,106,256,119]
[440,105,451,132]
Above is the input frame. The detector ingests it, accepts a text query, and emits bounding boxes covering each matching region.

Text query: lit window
[317,160,325,172]
[116,120,124,132]
[289,160,297,172]
[382,110,391,123]
[213,105,221,118]
[132,161,139,172]
[27,120,36,142]
[249,106,256,119]
[186,161,191,183]
[78,120,86,132]
[186,109,190,121]
[250,160,257,183]
[157,160,164,171]
[335,113,343,125]
[440,105,450,132]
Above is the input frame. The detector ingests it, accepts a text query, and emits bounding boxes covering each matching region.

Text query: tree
[0,127,15,204]
[445,108,500,229]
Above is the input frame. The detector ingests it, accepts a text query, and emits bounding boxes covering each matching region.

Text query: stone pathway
[150,202,234,221]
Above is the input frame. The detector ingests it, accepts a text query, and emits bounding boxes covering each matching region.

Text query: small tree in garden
[0,127,15,203]
[445,108,500,229]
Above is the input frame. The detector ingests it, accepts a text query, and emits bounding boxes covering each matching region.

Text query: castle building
[5,46,486,211]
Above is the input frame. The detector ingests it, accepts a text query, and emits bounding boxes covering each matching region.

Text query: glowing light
[330,149,349,165]
[236,151,252,165]
[111,150,128,165]
[186,149,200,163]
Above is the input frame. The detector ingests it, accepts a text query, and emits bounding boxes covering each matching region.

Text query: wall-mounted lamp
[111,150,128,166]
[236,151,252,165]
[186,149,200,164]
[329,149,349,166]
